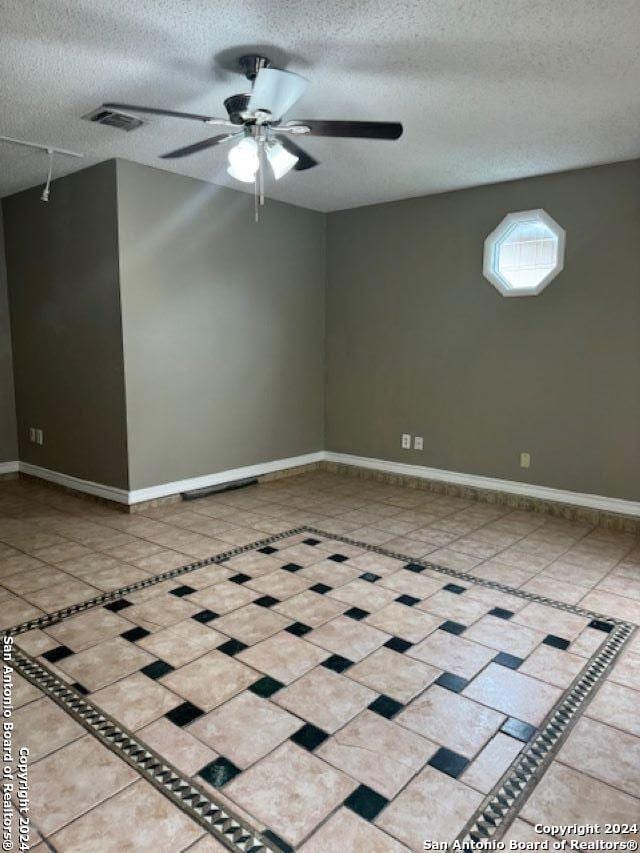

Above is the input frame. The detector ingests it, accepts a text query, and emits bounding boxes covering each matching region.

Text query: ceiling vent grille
[83,108,144,131]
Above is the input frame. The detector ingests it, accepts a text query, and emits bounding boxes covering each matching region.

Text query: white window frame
[483,209,566,297]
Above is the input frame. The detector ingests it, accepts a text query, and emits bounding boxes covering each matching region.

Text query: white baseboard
[127,452,325,504]
[325,452,640,518]
[19,462,130,504]
[0,460,19,475]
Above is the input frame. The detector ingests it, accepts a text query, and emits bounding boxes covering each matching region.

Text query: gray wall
[3,160,129,488]
[116,160,325,490]
[0,205,18,464]
[326,159,640,501]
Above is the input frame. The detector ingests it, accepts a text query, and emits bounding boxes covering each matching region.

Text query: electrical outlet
[35,429,44,446]
[29,427,36,443]
[401,433,411,450]
[414,436,424,451]
[520,452,531,469]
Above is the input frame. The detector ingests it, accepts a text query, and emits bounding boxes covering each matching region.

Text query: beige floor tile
[521,762,640,839]
[522,574,591,605]
[44,607,134,652]
[348,647,441,702]
[571,626,608,658]
[379,570,444,598]
[162,650,257,711]
[611,650,640,691]
[56,552,123,579]
[348,552,406,576]
[213,603,288,645]
[190,691,300,767]
[463,662,562,725]
[2,565,73,594]
[224,552,282,577]
[23,577,100,611]
[90,672,182,730]
[273,589,346,627]
[519,644,585,688]
[28,735,137,835]
[54,636,156,691]
[49,779,203,852]
[224,742,356,846]
[579,590,640,624]
[185,835,229,852]
[125,594,201,630]
[502,819,554,843]
[559,716,640,798]
[237,632,328,683]
[397,685,504,757]
[12,671,42,708]
[376,765,483,846]
[132,549,192,573]
[138,717,217,775]
[464,615,545,657]
[246,570,310,598]
[586,680,640,736]
[178,563,232,590]
[462,732,523,793]
[300,808,410,852]
[512,602,589,639]
[408,630,495,679]
[307,615,390,661]
[11,697,84,762]
[14,628,58,656]
[103,540,164,561]
[0,595,44,629]
[328,578,398,610]
[275,666,376,733]
[138,620,225,667]
[88,563,154,591]
[366,602,441,642]
[33,542,93,564]
[418,590,489,624]
[187,581,258,614]
[318,709,437,798]
[299,559,361,586]
[471,561,535,587]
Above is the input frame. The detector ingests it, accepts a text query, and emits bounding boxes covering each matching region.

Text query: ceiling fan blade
[102,103,233,126]
[283,120,403,140]
[247,68,309,120]
[275,135,319,171]
[160,133,240,159]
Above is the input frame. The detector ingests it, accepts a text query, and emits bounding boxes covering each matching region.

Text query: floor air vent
[83,108,144,131]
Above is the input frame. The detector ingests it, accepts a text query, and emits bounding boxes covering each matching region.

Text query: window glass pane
[496,219,558,290]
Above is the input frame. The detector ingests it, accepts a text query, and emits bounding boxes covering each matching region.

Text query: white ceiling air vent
[83,108,145,131]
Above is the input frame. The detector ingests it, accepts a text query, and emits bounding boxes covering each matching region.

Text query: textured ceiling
[1,0,640,211]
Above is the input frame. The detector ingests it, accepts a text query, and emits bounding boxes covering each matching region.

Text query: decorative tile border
[457,620,636,844]
[10,645,278,853]
[5,526,637,850]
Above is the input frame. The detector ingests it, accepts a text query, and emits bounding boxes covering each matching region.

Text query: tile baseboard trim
[323,453,640,527]
[17,452,325,506]
[0,460,19,475]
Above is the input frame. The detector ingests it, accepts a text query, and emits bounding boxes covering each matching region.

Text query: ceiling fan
[103,53,403,217]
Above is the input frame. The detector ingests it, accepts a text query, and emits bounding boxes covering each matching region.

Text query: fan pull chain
[41,149,54,202]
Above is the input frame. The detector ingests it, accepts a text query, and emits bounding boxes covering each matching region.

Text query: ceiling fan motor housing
[224,94,251,124]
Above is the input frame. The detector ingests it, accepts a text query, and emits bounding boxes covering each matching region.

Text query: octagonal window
[483,209,565,296]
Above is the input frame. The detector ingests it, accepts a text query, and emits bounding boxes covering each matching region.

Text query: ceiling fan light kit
[102,52,404,220]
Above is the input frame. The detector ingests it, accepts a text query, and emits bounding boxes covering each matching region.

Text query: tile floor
[1,472,639,851]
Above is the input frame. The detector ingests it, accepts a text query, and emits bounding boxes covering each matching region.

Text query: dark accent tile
[121,626,151,643]
[428,746,469,779]
[290,723,329,752]
[396,594,420,607]
[310,583,332,595]
[439,620,466,636]
[329,554,348,563]
[198,756,241,788]
[443,583,466,594]
[218,638,248,656]
[165,701,204,727]
[254,595,280,608]
[543,634,570,650]
[229,573,251,585]
[404,562,425,573]
[368,695,404,720]
[435,672,469,693]
[141,660,175,680]
[285,622,313,637]
[322,654,354,673]
[71,682,89,695]
[262,830,294,853]
[384,636,413,653]
[359,572,381,583]
[344,784,389,821]
[281,563,303,573]
[489,607,514,620]
[249,676,285,698]
[345,607,369,621]
[303,538,321,546]
[493,651,524,670]
[192,609,219,624]
[501,717,537,742]
[103,598,132,613]
[42,645,74,664]
[589,619,613,633]
[258,546,278,555]
[170,584,197,597]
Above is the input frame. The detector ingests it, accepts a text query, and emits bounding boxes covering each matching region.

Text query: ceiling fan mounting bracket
[238,54,271,82]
